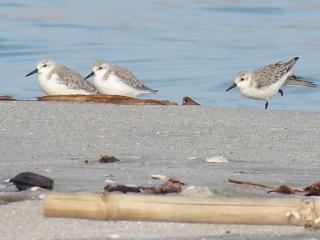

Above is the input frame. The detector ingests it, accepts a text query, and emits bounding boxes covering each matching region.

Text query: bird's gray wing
[54,65,97,92]
[253,57,299,88]
[285,75,317,87]
[111,65,157,92]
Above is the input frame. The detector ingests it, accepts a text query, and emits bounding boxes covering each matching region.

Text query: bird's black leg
[265,101,269,109]
[278,89,284,96]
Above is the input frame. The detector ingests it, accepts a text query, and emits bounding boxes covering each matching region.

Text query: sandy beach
[0,101,320,239]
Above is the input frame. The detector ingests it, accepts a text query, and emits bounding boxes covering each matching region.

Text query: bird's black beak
[225,83,237,92]
[84,71,95,80]
[25,69,38,77]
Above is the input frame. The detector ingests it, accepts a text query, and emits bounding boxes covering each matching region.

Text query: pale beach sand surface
[0,102,319,239]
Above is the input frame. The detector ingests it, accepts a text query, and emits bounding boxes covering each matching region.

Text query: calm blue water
[0,0,320,110]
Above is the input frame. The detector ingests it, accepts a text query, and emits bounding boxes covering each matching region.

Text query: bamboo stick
[38,94,177,105]
[43,192,320,227]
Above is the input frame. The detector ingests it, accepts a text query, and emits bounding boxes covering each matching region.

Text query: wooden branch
[228,178,274,189]
[43,192,320,227]
[38,94,177,105]
[228,179,304,195]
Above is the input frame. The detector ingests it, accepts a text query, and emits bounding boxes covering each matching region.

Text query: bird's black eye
[240,78,245,81]
[43,64,47,67]
[98,67,102,70]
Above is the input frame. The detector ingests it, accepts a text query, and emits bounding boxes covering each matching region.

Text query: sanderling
[84,60,157,98]
[226,57,317,109]
[26,59,97,95]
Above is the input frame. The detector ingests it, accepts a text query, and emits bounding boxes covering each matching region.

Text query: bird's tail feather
[148,88,158,93]
[142,84,158,93]
[285,75,317,88]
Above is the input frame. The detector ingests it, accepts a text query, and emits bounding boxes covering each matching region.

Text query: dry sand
[0,101,320,239]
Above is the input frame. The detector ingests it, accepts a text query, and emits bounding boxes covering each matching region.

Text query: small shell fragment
[109,234,119,239]
[38,194,46,199]
[105,179,115,184]
[205,155,229,163]
[314,217,320,224]
[151,174,168,180]
[30,186,41,192]
[185,185,196,191]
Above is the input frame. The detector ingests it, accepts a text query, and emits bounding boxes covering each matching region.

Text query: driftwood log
[0,95,14,101]
[44,192,320,227]
[38,94,177,105]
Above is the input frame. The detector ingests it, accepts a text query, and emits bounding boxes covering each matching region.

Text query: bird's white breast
[239,72,291,100]
[94,74,146,98]
[38,73,92,95]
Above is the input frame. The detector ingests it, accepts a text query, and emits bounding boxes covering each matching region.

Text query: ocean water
[0,0,320,110]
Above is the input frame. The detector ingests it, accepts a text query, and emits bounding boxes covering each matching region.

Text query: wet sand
[0,101,320,239]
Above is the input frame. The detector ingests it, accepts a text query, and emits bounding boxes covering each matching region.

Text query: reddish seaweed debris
[104,178,185,194]
[154,178,185,194]
[182,97,200,105]
[267,185,302,195]
[9,172,54,191]
[99,155,120,163]
[304,181,320,196]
